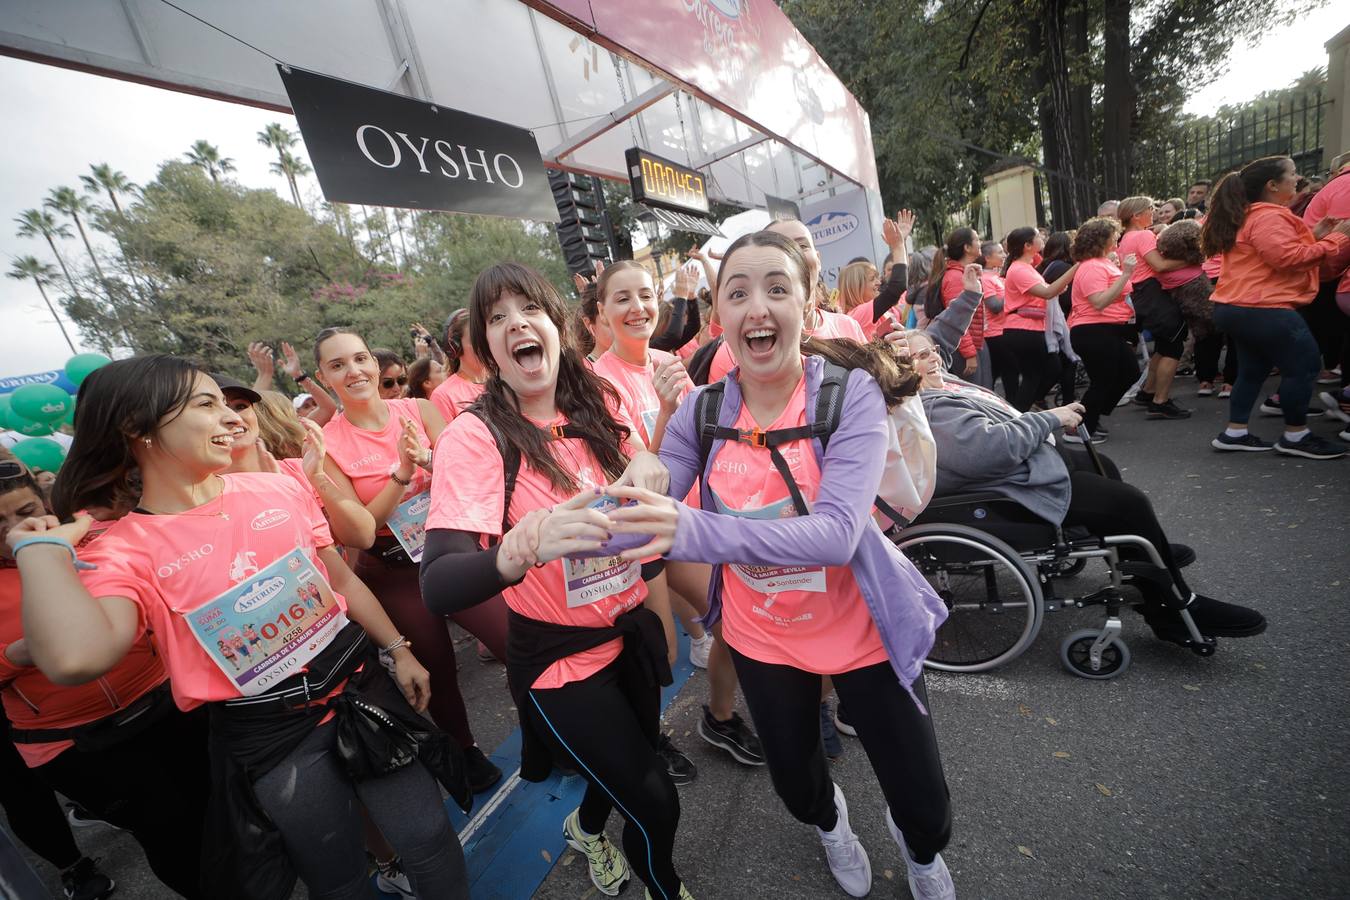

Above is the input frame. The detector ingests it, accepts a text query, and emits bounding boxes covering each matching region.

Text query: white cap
[292,393,313,409]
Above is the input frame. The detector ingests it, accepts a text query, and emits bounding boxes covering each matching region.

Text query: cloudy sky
[1,5,1346,378]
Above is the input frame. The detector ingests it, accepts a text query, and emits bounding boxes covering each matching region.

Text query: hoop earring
[142,437,152,447]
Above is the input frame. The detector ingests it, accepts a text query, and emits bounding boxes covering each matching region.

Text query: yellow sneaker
[645,884,695,899]
[563,808,631,896]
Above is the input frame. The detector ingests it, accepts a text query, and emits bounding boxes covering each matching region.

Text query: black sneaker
[1132,391,1155,407]
[462,745,503,793]
[656,733,697,785]
[61,857,115,900]
[1146,595,1267,642]
[819,701,843,760]
[1260,395,1325,417]
[1146,400,1192,419]
[1062,429,1107,444]
[65,804,118,831]
[697,705,765,766]
[1275,432,1347,460]
[1211,432,1273,452]
[833,702,857,737]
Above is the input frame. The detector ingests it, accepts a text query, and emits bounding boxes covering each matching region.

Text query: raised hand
[247,341,275,378]
[279,342,304,379]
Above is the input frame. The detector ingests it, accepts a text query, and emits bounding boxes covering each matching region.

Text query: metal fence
[1130,88,1329,200]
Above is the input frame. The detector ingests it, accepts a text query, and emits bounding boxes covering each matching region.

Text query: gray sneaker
[886,808,956,900]
[816,784,872,898]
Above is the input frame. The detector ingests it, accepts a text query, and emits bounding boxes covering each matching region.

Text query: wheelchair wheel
[895,523,1043,673]
[1060,629,1131,679]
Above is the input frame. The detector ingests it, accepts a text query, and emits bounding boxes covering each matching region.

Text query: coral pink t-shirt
[1001,261,1047,332]
[592,349,690,447]
[1069,257,1134,327]
[709,308,868,382]
[429,373,484,423]
[847,301,881,339]
[77,473,348,710]
[676,338,699,361]
[426,413,647,689]
[1157,264,1205,290]
[1118,229,1158,283]
[981,271,1007,338]
[1202,253,1223,280]
[323,398,432,516]
[705,376,888,674]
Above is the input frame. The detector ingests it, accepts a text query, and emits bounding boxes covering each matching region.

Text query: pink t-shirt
[706,375,888,674]
[426,413,646,689]
[1069,257,1134,327]
[676,338,699,361]
[77,473,347,710]
[323,397,432,506]
[847,301,881,339]
[1118,229,1158,283]
[1157,264,1205,291]
[709,308,868,382]
[981,271,1007,338]
[1202,253,1222,280]
[1001,261,1047,332]
[429,373,484,423]
[591,349,689,446]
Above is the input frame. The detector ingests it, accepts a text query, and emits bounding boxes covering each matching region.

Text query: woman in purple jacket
[607,231,955,900]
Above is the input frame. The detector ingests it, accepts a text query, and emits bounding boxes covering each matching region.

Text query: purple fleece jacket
[659,356,948,710]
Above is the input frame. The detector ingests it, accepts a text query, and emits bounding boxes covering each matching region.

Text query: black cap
[210,373,261,404]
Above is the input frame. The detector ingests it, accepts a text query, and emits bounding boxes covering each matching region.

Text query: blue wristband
[11,536,98,571]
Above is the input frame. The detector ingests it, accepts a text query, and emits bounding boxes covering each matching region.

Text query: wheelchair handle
[1075,424,1109,478]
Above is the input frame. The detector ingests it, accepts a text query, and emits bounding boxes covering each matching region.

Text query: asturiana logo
[235,576,285,614]
[806,211,859,246]
[251,508,292,532]
[406,495,431,516]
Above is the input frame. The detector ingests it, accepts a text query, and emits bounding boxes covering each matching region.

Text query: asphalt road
[7,374,1349,899]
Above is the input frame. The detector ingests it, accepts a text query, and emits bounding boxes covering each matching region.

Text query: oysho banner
[801,189,876,289]
[278,65,559,222]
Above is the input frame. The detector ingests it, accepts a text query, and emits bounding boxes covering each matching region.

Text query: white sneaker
[885,809,955,900]
[375,858,416,898]
[688,632,713,669]
[1319,391,1350,424]
[816,783,872,897]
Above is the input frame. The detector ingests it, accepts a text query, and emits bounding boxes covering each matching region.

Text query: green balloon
[11,383,72,424]
[64,353,112,388]
[10,437,66,472]
[61,397,77,427]
[11,415,54,437]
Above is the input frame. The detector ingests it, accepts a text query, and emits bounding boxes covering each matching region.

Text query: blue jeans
[1212,304,1320,426]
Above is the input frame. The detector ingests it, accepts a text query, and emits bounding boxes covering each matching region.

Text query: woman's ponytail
[1200,156,1291,257]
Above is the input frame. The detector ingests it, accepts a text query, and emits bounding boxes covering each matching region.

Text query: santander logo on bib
[251,508,292,531]
[235,576,285,614]
[807,211,859,247]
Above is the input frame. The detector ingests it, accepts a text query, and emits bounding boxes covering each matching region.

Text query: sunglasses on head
[381,375,408,389]
[0,461,31,481]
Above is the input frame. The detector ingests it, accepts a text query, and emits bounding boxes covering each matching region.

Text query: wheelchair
[891,490,1217,679]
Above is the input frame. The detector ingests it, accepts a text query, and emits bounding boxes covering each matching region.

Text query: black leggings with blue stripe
[527,658,683,898]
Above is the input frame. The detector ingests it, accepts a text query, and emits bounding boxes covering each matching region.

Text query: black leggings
[36,707,210,898]
[355,552,509,747]
[729,648,951,864]
[1071,323,1140,433]
[1001,328,1056,411]
[526,660,682,899]
[0,717,81,872]
[985,334,1018,401]
[253,720,468,900]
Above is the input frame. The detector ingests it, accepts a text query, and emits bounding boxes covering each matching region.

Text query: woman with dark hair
[406,356,447,400]
[1000,227,1079,412]
[14,355,468,899]
[430,308,489,421]
[371,348,408,400]
[419,262,688,899]
[1,456,205,898]
[926,227,987,382]
[1067,217,1139,441]
[1036,231,1082,407]
[1202,156,1350,458]
[604,231,955,900]
[315,327,507,792]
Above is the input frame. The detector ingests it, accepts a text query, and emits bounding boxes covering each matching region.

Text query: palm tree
[270,147,312,209]
[7,256,76,353]
[14,208,82,303]
[45,186,108,287]
[258,123,302,205]
[184,140,235,183]
[79,163,137,216]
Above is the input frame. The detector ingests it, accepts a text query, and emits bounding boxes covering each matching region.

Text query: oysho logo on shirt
[251,508,292,532]
[156,543,214,578]
[347,452,383,470]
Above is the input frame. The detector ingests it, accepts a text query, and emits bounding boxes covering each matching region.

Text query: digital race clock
[625,147,710,216]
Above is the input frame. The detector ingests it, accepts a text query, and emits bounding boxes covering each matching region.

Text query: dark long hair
[716,231,920,407]
[466,262,630,493]
[1000,226,1038,276]
[443,309,469,375]
[1038,231,1072,273]
[923,227,978,317]
[1201,156,1291,256]
[52,355,203,519]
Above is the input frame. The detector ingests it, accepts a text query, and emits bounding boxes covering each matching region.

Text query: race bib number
[388,490,430,563]
[178,548,348,696]
[563,555,641,609]
[710,488,827,597]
